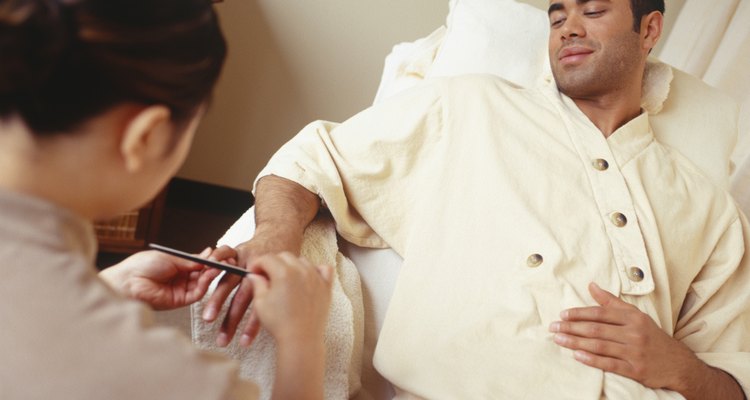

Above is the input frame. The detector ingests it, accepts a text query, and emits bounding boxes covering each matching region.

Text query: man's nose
[560,13,585,39]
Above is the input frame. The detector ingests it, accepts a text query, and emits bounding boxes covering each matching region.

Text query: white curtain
[657,0,750,213]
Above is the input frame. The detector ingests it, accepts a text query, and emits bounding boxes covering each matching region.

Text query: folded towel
[191,212,364,400]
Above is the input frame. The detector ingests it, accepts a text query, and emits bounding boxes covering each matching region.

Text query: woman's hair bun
[1,0,225,134]
[0,0,68,110]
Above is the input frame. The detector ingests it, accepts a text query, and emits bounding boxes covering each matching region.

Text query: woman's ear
[120,105,172,173]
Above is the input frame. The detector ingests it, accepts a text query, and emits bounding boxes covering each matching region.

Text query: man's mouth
[558,46,594,65]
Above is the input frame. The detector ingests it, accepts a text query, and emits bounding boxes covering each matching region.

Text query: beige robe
[258,74,750,399]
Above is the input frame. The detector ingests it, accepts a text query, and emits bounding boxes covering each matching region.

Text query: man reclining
[203,0,750,398]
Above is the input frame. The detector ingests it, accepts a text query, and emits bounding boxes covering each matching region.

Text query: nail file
[148,243,248,277]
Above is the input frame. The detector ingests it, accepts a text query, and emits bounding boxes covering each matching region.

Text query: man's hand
[201,175,321,348]
[201,234,301,348]
[100,248,221,310]
[550,282,745,399]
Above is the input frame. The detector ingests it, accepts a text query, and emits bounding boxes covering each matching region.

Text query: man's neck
[571,86,644,138]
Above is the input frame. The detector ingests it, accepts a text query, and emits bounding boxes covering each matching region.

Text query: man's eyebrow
[548,2,564,16]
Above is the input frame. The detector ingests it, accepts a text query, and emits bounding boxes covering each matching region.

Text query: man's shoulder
[425,73,536,93]
[411,73,549,110]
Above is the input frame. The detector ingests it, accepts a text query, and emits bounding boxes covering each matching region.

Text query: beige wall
[179,0,686,190]
[178,0,448,190]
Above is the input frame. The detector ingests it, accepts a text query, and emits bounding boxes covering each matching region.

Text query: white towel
[191,213,364,400]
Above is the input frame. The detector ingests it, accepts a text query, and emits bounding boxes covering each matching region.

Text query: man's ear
[120,105,172,173]
[641,11,664,53]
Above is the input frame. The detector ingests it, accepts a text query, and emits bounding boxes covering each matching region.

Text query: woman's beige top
[0,189,258,400]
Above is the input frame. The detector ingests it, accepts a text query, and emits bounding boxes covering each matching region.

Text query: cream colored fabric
[645,64,738,188]
[0,188,258,400]
[337,241,400,400]
[658,0,750,95]
[192,213,365,400]
[373,26,446,105]
[256,75,750,399]
[657,0,750,218]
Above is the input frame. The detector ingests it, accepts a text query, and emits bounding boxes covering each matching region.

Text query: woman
[0,0,332,399]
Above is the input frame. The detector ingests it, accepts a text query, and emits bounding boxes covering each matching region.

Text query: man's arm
[204,80,447,347]
[550,282,746,400]
[201,175,321,347]
[251,174,321,258]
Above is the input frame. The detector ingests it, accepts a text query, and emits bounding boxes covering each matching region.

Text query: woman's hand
[246,252,333,346]
[249,252,333,400]
[100,248,221,310]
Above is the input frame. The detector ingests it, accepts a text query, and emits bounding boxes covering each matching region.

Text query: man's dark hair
[630,0,665,32]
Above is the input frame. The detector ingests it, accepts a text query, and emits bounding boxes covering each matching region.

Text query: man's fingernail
[216,333,229,347]
[574,350,589,362]
[239,334,252,347]
[553,333,567,345]
[203,306,217,321]
[549,322,560,332]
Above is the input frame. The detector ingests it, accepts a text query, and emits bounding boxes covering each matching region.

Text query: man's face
[547,0,645,99]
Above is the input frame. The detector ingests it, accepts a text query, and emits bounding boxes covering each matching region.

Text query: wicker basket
[94,210,140,241]
[94,189,167,253]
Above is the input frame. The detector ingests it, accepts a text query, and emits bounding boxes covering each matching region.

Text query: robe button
[593,158,609,171]
[611,212,628,227]
[527,253,543,268]
[628,267,645,282]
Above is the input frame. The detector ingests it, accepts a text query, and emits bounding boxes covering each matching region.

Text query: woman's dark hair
[0,0,227,134]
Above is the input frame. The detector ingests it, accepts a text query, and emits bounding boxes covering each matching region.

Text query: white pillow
[428,0,551,87]
[373,26,446,104]
[650,68,738,188]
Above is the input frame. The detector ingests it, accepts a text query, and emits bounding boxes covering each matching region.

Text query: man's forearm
[249,175,321,256]
[675,361,746,400]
